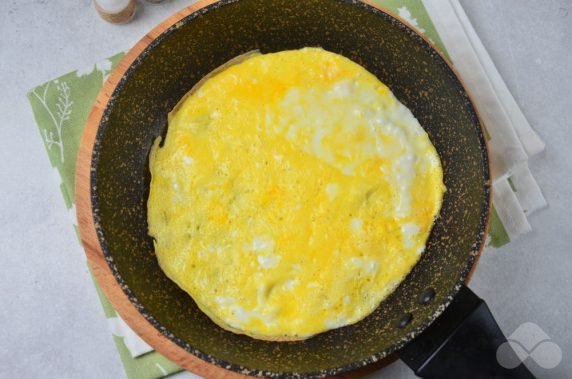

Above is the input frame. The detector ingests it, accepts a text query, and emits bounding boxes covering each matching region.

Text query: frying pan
[75,0,535,377]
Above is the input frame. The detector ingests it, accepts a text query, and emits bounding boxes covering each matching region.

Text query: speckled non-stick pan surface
[89,0,490,376]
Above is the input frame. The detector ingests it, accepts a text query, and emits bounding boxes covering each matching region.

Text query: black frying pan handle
[398,285,535,379]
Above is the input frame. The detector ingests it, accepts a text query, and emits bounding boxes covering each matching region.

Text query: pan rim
[82,0,492,377]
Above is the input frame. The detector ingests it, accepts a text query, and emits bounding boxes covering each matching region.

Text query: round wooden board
[75,0,483,377]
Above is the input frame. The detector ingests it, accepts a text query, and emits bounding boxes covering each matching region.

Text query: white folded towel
[423,0,547,242]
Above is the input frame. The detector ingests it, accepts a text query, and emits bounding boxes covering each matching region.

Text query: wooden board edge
[75,1,250,378]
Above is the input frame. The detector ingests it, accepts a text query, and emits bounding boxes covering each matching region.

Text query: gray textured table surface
[1,1,570,378]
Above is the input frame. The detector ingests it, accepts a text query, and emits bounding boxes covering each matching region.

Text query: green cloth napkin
[27,1,511,378]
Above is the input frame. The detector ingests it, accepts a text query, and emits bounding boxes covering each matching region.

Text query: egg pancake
[148,48,445,340]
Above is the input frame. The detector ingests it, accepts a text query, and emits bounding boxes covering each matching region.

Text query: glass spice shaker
[94,0,136,24]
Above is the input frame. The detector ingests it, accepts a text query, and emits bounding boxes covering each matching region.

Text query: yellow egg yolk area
[148,48,445,340]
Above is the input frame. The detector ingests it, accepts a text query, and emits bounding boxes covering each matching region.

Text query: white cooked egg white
[147,47,445,341]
